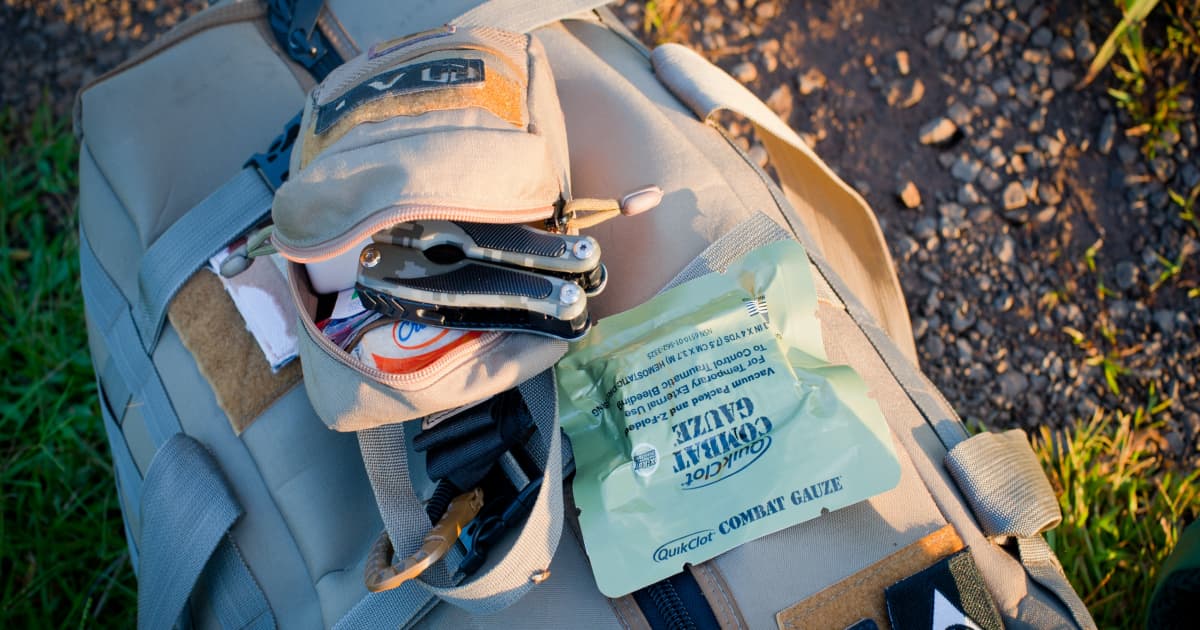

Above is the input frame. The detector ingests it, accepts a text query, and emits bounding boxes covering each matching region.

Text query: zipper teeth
[287,262,505,384]
[274,204,555,263]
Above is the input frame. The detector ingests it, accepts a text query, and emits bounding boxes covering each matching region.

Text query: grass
[1084,0,1200,157]
[0,105,136,626]
[1035,401,1198,628]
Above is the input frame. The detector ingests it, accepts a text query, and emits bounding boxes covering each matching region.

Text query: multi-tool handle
[374,221,605,294]
[356,242,592,340]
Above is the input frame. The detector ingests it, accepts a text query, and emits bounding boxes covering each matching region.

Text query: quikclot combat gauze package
[557,240,902,596]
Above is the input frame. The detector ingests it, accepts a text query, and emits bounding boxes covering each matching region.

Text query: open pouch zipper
[287,259,506,384]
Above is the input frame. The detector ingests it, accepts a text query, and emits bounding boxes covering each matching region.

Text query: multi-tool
[356,221,605,340]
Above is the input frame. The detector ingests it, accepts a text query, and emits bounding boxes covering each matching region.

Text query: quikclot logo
[670,396,773,490]
[652,530,716,563]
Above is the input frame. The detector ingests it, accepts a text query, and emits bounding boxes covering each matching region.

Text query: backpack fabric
[75,1,1096,628]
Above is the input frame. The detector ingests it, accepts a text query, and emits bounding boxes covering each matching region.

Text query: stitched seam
[703,564,745,630]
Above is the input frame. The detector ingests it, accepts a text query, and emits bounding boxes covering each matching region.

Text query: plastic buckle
[364,488,484,592]
[245,112,302,192]
[454,476,544,581]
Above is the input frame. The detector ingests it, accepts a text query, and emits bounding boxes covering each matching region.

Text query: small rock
[895,235,920,261]
[1051,69,1076,91]
[913,217,938,240]
[1028,6,1048,28]
[1010,154,1027,174]
[1097,113,1117,155]
[958,183,982,205]
[979,168,1003,192]
[1052,36,1075,62]
[993,76,1012,96]
[765,83,793,119]
[962,0,987,16]
[897,180,922,208]
[944,30,969,61]
[1153,309,1176,334]
[1179,163,1200,190]
[1039,184,1063,205]
[975,85,998,108]
[919,116,958,145]
[1076,38,1096,62]
[1151,156,1176,182]
[1031,26,1053,48]
[947,102,974,126]
[994,234,1016,264]
[1039,134,1064,159]
[925,335,946,360]
[1005,20,1032,43]
[974,22,999,55]
[1115,261,1139,290]
[952,306,976,333]
[925,25,948,48]
[999,371,1029,398]
[951,155,983,182]
[1002,181,1028,210]
[893,78,926,108]
[1028,107,1046,134]
[731,61,758,83]
[894,50,911,75]
[985,146,1006,169]
[1034,206,1057,223]
[797,67,827,95]
[1117,143,1139,165]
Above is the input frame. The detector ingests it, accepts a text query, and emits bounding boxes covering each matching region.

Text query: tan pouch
[272,26,572,430]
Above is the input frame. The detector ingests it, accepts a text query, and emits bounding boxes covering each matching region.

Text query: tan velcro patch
[168,271,302,434]
[775,524,966,630]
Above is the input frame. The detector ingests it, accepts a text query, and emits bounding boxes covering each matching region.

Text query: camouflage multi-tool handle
[356,225,599,339]
[373,221,606,294]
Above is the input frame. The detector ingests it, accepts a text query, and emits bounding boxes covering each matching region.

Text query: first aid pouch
[557,240,902,596]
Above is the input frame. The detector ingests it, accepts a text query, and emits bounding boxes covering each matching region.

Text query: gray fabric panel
[121,405,157,477]
[451,0,610,32]
[79,21,303,251]
[79,142,142,304]
[945,430,1062,539]
[137,433,271,630]
[154,326,321,630]
[239,386,381,629]
[134,167,273,350]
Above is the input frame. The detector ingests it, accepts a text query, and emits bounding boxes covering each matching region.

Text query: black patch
[845,619,880,630]
[315,58,485,134]
[884,550,1003,630]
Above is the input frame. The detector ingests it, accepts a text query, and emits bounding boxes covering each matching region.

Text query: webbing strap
[450,0,611,33]
[80,230,182,447]
[650,43,918,366]
[338,370,563,629]
[133,167,274,351]
[945,430,1097,630]
[138,434,274,630]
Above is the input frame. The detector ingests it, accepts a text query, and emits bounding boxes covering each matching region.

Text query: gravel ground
[3,0,1197,467]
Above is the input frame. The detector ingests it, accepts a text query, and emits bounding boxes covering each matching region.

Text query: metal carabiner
[364,488,484,592]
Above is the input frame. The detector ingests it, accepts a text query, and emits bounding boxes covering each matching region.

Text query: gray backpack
[76,1,1096,628]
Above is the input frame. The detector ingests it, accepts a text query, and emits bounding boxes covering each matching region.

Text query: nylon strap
[945,430,1097,630]
[650,43,918,366]
[133,167,274,351]
[450,0,611,32]
[137,433,274,630]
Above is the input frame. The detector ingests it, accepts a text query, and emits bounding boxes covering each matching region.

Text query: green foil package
[557,240,901,596]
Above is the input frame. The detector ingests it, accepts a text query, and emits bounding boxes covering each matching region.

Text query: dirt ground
[2,0,1196,463]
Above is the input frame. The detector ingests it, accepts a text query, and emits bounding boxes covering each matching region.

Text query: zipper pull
[558,185,664,231]
[219,225,279,278]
